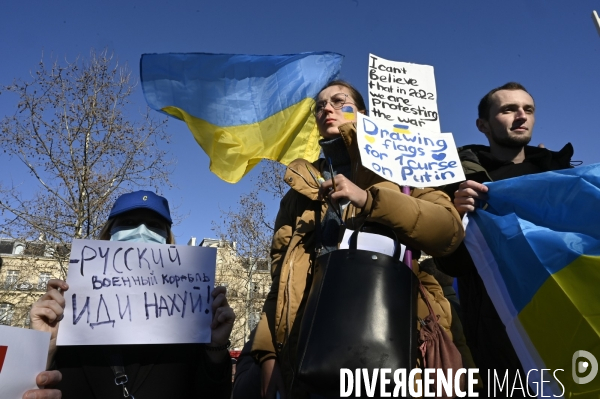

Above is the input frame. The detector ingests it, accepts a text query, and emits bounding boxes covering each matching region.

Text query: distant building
[198,238,271,350]
[0,239,68,327]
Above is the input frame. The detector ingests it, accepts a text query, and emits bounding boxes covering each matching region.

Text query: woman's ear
[358,109,366,115]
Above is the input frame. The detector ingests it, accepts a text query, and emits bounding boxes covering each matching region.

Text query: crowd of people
[22,78,571,399]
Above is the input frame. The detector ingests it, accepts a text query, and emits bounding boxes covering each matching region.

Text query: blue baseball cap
[108,190,172,225]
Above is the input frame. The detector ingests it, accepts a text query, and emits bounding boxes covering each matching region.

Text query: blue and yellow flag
[464,164,600,397]
[140,52,343,183]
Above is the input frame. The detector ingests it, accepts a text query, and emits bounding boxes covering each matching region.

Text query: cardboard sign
[368,54,440,133]
[357,113,465,187]
[0,325,50,399]
[57,239,217,346]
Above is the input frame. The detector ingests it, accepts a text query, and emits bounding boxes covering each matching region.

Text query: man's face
[478,89,535,148]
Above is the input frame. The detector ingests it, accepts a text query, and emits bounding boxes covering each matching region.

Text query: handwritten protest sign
[357,113,465,187]
[0,325,50,399]
[57,239,217,346]
[368,54,440,133]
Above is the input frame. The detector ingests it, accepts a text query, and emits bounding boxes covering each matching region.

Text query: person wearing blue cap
[98,190,175,244]
[25,190,235,399]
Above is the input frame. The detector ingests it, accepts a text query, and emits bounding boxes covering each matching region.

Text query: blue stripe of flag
[140,52,343,127]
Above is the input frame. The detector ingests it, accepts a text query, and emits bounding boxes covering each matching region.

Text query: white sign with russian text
[57,239,217,346]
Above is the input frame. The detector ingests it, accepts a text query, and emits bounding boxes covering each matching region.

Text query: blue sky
[1,0,599,243]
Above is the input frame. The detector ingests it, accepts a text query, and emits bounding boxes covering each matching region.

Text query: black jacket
[54,344,231,398]
[434,143,574,396]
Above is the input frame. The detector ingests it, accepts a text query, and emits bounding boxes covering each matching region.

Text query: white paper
[0,325,50,399]
[57,239,217,346]
[356,113,465,187]
[368,54,440,133]
[340,229,405,260]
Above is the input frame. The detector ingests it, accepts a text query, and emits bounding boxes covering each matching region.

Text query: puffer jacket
[251,122,465,396]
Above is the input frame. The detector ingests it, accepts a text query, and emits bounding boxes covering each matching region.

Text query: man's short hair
[478,82,531,120]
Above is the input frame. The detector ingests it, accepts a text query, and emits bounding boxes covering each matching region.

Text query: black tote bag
[296,222,419,397]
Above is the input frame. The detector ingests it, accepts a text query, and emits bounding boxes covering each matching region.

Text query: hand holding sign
[453,180,489,216]
[198,285,235,365]
[22,370,62,399]
[209,285,235,347]
[319,174,367,209]
[30,279,69,369]
[30,280,69,339]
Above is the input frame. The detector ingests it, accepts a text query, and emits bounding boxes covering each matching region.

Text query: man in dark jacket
[434,82,573,397]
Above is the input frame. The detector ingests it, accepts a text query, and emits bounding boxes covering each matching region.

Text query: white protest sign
[368,54,440,133]
[357,113,465,187]
[0,325,50,399]
[57,239,217,346]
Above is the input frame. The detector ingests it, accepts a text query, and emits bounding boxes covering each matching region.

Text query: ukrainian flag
[341,105,355,121]
[141,52,343,183]
[393,124,411,134]
[464,164,600,397]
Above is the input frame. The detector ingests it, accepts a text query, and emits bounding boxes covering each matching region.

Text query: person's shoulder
[525,142,574,170]
[456,144,489,163]
[555,143,574,168]
[455,144,492,181]
[282,158,325,200]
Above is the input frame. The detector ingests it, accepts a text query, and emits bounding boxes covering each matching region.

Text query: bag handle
[401,186,413,269]
[348,221,402,261]
[418,282,436,319]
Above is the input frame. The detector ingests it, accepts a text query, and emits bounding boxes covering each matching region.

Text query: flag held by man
[464,163,600,397]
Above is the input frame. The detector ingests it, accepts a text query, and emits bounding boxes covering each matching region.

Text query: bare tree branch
[0,48,173,246]
[211,160,286,347]
[0,48,174,323]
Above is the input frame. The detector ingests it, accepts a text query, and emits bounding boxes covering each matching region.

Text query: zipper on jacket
[350,159,360,220]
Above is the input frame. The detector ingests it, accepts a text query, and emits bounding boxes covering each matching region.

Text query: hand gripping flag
[140,52,343,183]
[464,163,600,397]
